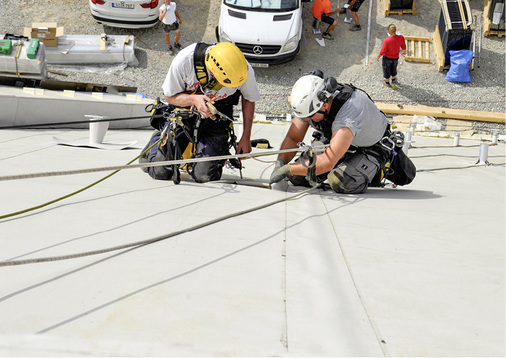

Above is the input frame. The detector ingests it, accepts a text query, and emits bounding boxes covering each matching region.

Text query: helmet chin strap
[318,99,331,117]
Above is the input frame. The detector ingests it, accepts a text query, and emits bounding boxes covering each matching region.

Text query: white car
[89,0,162,28]
[216,0,310,66]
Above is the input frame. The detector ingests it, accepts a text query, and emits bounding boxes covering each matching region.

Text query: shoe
[322,32,334,40]
[168,46,174,55]
[383,79,391,86]
[391,77,397,84]
[350,25,361,31]
[174,43,181,50]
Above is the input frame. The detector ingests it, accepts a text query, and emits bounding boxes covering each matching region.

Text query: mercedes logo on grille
[253,46,263,55]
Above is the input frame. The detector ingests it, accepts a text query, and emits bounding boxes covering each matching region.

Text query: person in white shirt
[140,42,261,183]
[159,0,182,55]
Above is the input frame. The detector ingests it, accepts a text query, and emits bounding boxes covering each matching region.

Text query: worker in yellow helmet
[140,42,260,183]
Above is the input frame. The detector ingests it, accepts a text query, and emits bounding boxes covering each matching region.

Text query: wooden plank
[404,36,430,63]
[376,103,506,123]
[100,33,106,51]
[432,25,447,72]
[382,0,389,16]
[457,0,468,29]
[483,0,505,37]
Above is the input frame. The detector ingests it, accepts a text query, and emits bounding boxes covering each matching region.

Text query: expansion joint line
[319,195,388,355]
[280,189,290,351]
[0,188,316,267]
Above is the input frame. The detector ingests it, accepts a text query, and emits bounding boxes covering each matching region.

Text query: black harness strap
[193,42,222,91]
[194,42,211,88]
[310,83,356,143]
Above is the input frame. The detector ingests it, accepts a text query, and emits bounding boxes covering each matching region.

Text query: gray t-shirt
[331,90,387,147]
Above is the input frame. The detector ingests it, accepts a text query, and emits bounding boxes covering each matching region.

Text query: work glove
[270,159,292,184]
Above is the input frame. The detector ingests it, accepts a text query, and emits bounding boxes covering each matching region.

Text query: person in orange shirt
[311,0,341,40]
[376,24,407,86]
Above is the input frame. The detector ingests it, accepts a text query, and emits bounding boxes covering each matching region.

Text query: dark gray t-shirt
[330,90,387,147]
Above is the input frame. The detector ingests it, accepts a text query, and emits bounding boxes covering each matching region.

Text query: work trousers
[382,56,399,79]
[139,115,231,183]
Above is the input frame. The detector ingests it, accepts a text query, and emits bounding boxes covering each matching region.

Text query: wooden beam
[376,103,505,123]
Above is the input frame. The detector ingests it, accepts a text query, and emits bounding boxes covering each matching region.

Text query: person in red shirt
[377,24,407,86]
[311,0,340,40]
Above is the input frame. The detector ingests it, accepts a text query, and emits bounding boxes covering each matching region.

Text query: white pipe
[453,132,461,146]
[478,142,489,164]
[403,131,412,153]
[492,130,498,145]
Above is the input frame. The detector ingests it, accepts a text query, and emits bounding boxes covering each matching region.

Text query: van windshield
[224,0,299,11]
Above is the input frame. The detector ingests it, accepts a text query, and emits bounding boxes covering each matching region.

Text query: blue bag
[445,50,474,83]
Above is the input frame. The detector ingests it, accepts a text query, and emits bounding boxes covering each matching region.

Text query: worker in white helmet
[270,70,415,193]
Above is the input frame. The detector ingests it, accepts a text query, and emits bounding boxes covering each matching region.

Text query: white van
[216,0,310,66]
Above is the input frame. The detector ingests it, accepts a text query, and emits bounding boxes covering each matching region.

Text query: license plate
[112,2,134,9]
[251,62,269,68]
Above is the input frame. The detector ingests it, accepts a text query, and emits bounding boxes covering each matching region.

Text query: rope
[416,162,505,172]
[0,187,316,267]
[0,148,302,182]
[0,115,158,130]
[0,147,303,220]
[0,138,162,220]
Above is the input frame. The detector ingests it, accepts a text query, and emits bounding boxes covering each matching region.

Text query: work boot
[350,24,361,31]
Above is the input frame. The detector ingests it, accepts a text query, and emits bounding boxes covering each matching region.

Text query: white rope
[0,187,316,267]
[0,148,302,182]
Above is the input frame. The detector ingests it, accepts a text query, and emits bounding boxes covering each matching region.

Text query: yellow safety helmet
[205,42,248,88]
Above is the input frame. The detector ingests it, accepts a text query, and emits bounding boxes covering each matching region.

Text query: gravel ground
[0,0,504,133]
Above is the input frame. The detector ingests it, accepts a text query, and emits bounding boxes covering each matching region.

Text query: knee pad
[191,160,223,183]
[147,150,175,180]
[139,130,176,180]
[328,153,379,194]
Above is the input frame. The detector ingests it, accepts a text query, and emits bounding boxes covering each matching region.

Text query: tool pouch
[328,153,380,193]
[385,149,416,185]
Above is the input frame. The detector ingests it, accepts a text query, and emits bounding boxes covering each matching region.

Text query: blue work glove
[270,159,292,184]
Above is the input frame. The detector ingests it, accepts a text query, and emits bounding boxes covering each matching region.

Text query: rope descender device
[297,142,318,186]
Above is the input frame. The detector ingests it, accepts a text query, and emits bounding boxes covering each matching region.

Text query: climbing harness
[158,106,198,184]
[154,102,243,184]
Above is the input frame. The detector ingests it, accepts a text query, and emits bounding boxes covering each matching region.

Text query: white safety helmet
[290,74,325,118]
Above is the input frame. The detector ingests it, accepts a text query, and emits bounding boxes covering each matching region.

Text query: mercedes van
[216,0,310,66]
